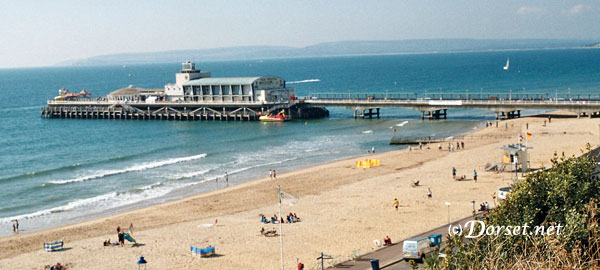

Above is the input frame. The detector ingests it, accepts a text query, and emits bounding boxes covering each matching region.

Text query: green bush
[441,148,600,269]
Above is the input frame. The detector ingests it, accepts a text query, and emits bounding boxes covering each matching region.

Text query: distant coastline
[56,38,598,67]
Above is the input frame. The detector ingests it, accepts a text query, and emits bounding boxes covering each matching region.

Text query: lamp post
[445,202,451,224]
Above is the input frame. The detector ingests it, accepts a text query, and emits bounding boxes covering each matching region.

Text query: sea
[1,48,599,236]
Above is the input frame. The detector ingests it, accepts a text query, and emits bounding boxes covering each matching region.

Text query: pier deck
[41,100,328,121]
[42,91,600,121]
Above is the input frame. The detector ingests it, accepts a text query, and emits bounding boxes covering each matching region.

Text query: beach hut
[500,144,530,172]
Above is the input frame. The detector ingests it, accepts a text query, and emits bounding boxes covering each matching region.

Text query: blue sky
[0,0,599,68]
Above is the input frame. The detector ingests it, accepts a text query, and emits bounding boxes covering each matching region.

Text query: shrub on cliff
[442,147,600,269]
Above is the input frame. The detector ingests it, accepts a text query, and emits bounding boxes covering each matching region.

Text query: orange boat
[259,110,290,122]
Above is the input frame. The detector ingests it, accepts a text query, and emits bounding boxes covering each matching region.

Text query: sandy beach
[1,112,598,269]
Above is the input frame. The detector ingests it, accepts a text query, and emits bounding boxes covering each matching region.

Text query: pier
[300,92,600,120]
[41,100,328,121]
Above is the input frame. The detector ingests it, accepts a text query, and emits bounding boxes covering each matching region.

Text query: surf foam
[47,153,207,185]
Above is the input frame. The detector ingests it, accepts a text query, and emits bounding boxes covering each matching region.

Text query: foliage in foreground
[441,147,600,269]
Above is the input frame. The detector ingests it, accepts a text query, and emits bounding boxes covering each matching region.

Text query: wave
[173,169,212,180]
[228,156,303,176]
[0,105,39,113]
[1,176,219,224]
[47,153,207,185]
[396,120,409,127]
[362,130,373,134]
[0,163,82,184]
[287,79,320,84]
[0,192,119,223]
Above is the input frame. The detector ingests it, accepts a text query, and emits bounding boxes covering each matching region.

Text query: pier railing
[302,92,600,102]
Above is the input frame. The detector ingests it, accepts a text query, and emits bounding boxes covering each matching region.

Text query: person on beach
[269,170,273,179]
[12,219,18,233]
[384,236,392,245]
[419,142,423,150]
[129,223,134,236]
[427,188,432,198]
[452,167,457,179]
[461,141,465,149]
[225,172,229,187]
[273,170,277,179]
[393,198,399,211]
[117,229,124,247]
[371,146,375,153]
[438,143,442,150]
[473,170,478,182]
[456,141,460,150]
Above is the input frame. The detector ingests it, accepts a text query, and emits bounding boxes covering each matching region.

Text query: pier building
[164,61,294,103]
[42,61,327,121]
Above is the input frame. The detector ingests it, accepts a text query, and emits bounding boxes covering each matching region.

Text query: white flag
[279,190,298,206]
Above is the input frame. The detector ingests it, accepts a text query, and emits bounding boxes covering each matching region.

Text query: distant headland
[56,39,598,67]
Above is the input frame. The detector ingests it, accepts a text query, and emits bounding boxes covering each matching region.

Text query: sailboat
[503,58,510,70]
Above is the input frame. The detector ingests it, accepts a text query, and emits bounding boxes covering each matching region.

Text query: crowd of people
[260,213,300,224]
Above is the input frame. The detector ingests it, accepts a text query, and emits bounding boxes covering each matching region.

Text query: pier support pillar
[422,109,447,120]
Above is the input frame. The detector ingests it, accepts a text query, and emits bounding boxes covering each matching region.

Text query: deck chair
[191,245,215,257]
[44,240,63,252]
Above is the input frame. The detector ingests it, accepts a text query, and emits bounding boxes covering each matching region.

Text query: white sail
[503,58,510,70]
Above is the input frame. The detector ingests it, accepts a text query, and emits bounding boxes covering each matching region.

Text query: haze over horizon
[1,0,599,68]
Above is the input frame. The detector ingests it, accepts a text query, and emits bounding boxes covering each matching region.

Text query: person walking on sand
[461,141,465,149]
[473,170,478,182]
[273,169,277,179]
[225,172,229,187]
[393,198,399,211]
[456,141,460,150]
[427,188,432,198]
[269,169,273,179]
[452,167,457,179]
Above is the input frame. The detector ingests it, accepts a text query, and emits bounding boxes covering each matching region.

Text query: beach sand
[1,112,598,269]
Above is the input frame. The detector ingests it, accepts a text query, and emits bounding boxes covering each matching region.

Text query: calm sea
[0,49,599,235]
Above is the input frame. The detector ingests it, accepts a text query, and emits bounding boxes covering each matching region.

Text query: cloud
[516,6,546,15]
[562,4,590,15]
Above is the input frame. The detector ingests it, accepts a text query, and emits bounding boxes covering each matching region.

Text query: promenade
[331,216,474,270]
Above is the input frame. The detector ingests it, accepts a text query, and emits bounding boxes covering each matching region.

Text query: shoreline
[0,119,481,238]
[2,112,598,269]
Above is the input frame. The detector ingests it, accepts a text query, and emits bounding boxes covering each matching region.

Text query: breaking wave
[287,79,320,84]
[47,153,207,185]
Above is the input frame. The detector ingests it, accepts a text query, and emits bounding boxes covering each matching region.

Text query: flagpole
[278,186,284,270]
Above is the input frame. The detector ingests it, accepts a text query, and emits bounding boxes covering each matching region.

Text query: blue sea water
[0,49,599,235]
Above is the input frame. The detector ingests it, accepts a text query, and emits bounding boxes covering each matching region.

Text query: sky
[0,0,599,68]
